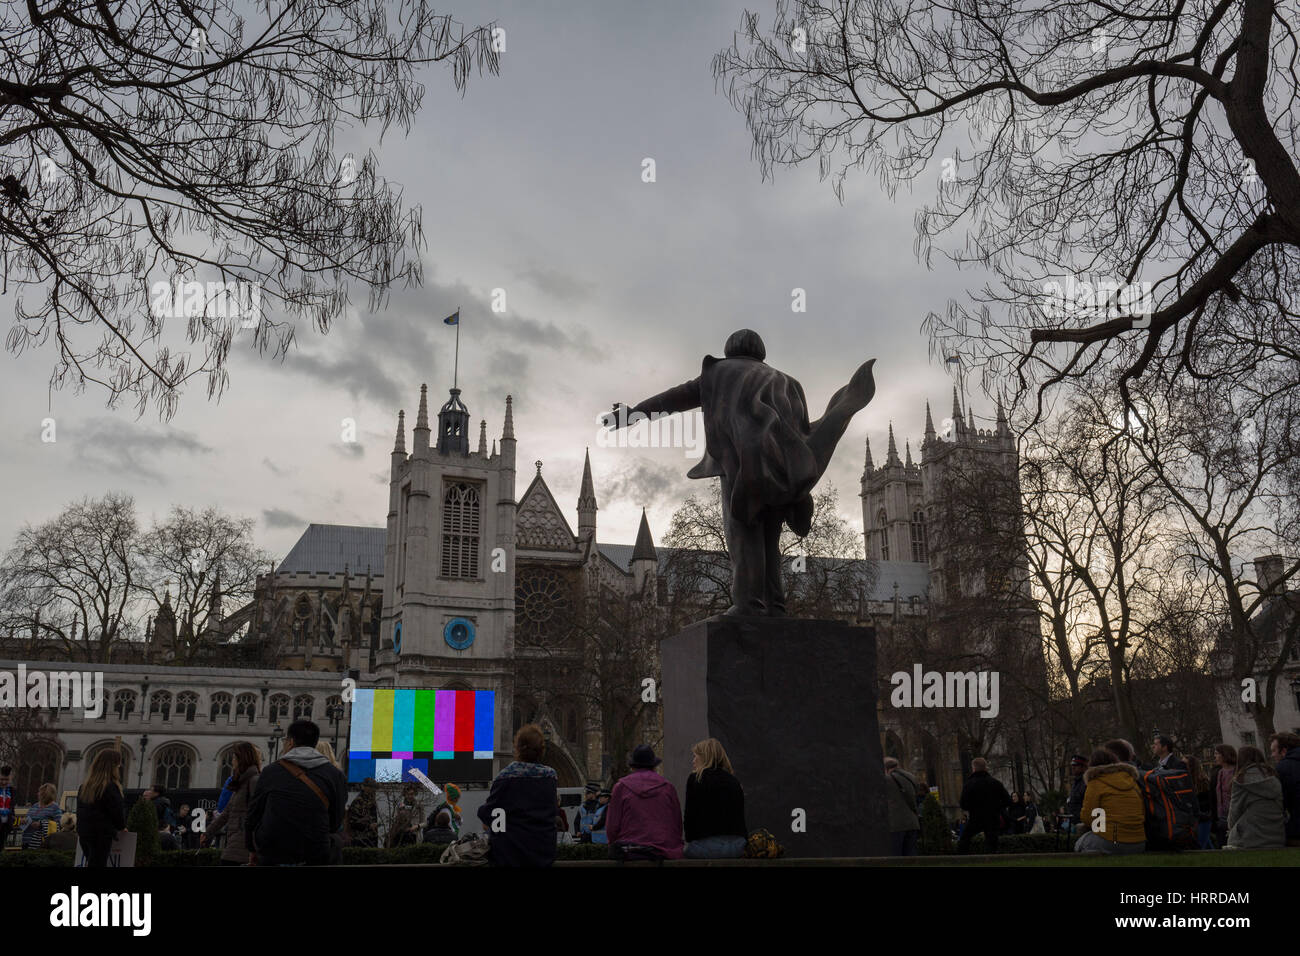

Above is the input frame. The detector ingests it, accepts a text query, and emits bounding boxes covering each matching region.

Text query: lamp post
[268,724,284,761]
[326,701,345,754]
[137,734,149,788]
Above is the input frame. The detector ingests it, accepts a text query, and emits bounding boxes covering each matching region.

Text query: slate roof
[277,524,386,574]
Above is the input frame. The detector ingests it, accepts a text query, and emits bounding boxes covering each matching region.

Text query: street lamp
[268,724,284,761]
[137,734,149,788]
[326,701,346,754]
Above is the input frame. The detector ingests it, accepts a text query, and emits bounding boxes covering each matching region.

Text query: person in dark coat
[1151,735,1187,771]
[0,766,14,848]
[683,738,747,859]
[345,778,379,848]
[956,757,1013,854]
[245,720,347,866]
[884,757,921,856]
[77,750,127,867]
[423,809,458,845]
[203,741,261,865]
[1006,791,1027,834]
[1270,732,1300,846]
[1210,743,1238,847]
[478,724,558,867]
[1064,755,1088,832]
[609,329,875,616]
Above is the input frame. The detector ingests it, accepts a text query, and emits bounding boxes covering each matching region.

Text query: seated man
[245,720,348,866]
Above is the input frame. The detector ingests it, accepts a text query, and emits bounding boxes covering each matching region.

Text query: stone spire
[886,423,901,467]
[968,404,977,435]
[632,508,657,563]
[414,384,431,454]
[996,399,1010,438]
[208,566,222,620]
[503,394,515,440]
[436,387,469,454]
[490,438,497,458]
[392,409,406,454]
[905,440,913,468]
[952,387,966,438]
[578,448,597,540]
[863,435,874,473]
[478,419,487,455]
[924,401,936,444]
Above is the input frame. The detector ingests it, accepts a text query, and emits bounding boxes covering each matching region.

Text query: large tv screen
[346,688,496,783]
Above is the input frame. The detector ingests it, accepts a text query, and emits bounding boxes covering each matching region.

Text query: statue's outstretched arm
[606,378,702,428]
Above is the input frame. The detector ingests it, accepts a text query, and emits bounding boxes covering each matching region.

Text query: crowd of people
[8,725,1297,865]
[890,732,1300,857]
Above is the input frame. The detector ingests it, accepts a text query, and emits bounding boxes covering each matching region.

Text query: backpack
[439,833,490,865]
[743,828,785,859]
[1140,767,1198,849]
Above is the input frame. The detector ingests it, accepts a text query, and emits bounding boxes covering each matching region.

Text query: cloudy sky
[0,0,991,563]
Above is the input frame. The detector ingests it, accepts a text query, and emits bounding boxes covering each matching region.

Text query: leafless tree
[0,492,142,661]
[1,1,500,416]
[714,0,1300,415]
[136,505,271,661]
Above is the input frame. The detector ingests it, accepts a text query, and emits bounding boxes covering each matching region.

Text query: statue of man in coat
[607,329,875,617]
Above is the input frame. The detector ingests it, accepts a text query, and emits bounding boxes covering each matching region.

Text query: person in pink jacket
[605,745,684,860]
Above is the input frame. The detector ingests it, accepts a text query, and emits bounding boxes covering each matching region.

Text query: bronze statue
[608,329,875,616]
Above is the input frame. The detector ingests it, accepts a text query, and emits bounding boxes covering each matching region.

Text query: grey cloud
[77,417,213,483]
[518,264,596,304]
[601,458,687,510]
[262,457,293,477]
[263,508,308,529]
[333,442,366,460]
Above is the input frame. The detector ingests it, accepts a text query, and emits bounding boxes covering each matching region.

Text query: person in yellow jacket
[1074,748,1147,855]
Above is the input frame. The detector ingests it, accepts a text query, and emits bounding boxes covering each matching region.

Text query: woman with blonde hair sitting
[21,783,62,850]
[683,737,747,859]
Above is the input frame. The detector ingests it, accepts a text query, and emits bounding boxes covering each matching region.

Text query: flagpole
[453,305,460,390]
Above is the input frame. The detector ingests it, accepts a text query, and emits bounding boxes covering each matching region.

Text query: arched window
[149,691,172,721]
[910,510,928,563]
[210,692,232,722]
[293,694,314,720]
[877,509,890,560]
[15,740,61,804]
[176,691,198,722]
[268,694,290,722]
[441,482,481,578]
[113,690,136,720]
[235,694,257,724]
[153,745,193,790]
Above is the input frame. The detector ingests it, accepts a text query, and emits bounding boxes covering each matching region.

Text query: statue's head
[724,328,766,361]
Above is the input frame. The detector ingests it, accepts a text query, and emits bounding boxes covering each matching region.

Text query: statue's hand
[602,402,632,430]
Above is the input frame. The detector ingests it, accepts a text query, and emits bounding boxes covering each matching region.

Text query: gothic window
[235,694,257,724]
[113,690,136,720]
[910,511,928,563]
[15,740,61,804]
[515,567,572,647]
[441,482,481,578]
[877,509,890,561]
[176,692,198,722]
[149,691,172,721]
[269,694,290,722]
[153,745,193,790]
[210,692,232,722]
[293,694,314,720]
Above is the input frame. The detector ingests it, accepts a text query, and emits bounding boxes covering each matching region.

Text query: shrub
[919,792,952,855]
[963,832,1078,854]
[0,850,75,867]
[126,798,162,867]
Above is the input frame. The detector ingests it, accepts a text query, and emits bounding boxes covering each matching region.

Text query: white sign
[406,767,443,800]
[74,831,137,868]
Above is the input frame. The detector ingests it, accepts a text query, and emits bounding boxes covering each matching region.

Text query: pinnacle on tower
[905,440,913,468]
[996,399,1010,437]
[503,394,515,440]
[415,384,430,431]
[491,438,497,458]
[864,435,874,472]
[632,508,657,563]
[578,448,597,539]
[968,404,977,435]
[392,409,406,454]
[886,423,901,467]
[478,419,487,455]
[951,386,964,435]
[924,401,936,443]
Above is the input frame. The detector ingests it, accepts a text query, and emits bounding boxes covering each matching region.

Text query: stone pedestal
[661,616,889,858]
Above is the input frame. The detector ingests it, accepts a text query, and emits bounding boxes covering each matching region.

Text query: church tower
[861,424,925,565]
[378,384,518,764]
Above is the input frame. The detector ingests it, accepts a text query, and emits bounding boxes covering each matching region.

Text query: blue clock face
[393,621,402,654]
[444,617,475,650]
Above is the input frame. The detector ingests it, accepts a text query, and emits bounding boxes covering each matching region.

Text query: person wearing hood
[204,741,262,865]
[245,720,347,866]
[605,745,683,860]
[1074,749,1146,855]
[1225,746,1285,850]
[1270,732,1300,846]
[477,724,558,867]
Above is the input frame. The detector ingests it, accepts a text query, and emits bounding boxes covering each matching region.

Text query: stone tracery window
[441,482,481,578]
[153,745,193,789]
[113,690,136,720]
[176,691,198,721]
[235,693,257,723]
[149,691,172,720]
[515,567,572,646]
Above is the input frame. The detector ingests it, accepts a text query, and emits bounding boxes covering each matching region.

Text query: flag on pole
[443,310,459,326]
[944,355,961,366]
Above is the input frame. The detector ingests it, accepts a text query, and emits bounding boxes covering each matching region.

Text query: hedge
[961,832,1079,854]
